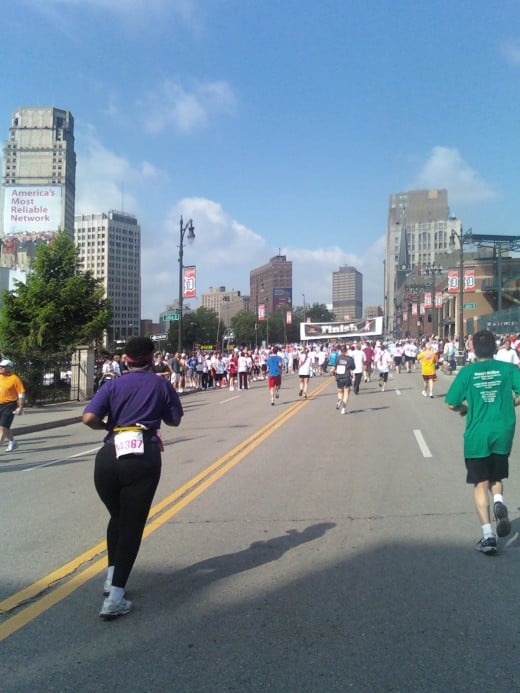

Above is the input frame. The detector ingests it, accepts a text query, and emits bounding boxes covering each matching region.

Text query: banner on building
[447,268,459,293]
[258,304,266,320]
[464,267,476,292]
[183,266,196,299]
[448,267,476,293]
[435,291,443,308]
[424,292,432,308]
[420,303,425,315]
[403,311,408,321]
[286,311,292,325]
[3,185,63,236]
[273,287,292,311]
[299,316,383,341]
[412,303,418,316]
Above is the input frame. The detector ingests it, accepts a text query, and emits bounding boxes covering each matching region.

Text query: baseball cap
[0,359,13,367]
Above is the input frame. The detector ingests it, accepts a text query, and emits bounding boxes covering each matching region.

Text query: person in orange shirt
[417,343,438,398]
[0,359,25,451]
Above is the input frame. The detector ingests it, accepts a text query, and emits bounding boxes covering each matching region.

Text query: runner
[266,346,283,405]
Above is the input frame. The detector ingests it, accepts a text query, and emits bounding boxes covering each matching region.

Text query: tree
[0,232,111,399]
[231,310,257,348]
[176,307,220,352]
[306,302,335,323]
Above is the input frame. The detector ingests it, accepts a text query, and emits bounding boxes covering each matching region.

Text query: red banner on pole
[286,310,292,325]
[464,267,475,292]
[435,291,443,308]
[183,266,196,299]
[258,304,266,320]
[448,268,459,294]
[424,292,432,308]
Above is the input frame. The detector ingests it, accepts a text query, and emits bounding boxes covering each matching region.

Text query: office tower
[74,210,141,348]
[250,254,293,318]
[385,189,461,334]
[200,286,247,327]
[1,107,76,270]
[332,266,363,320]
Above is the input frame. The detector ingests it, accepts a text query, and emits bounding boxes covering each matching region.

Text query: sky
[2,0,520,321]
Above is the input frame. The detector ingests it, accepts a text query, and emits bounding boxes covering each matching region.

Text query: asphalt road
[2,370,520,692]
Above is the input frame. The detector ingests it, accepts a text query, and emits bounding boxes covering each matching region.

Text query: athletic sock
[106,566,114,581]
[108,586,125,603]
[493,494,504,505]
[482,523,493,539]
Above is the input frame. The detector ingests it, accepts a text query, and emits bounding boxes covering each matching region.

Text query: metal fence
[467,306,520,336]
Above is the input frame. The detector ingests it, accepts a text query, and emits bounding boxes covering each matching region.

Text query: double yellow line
[0,378,332,641]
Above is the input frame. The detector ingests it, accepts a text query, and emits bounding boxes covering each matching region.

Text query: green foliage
[176,306,221,352]
[0,232,111,400]
[231,311,257,347]
[306,303,336,323]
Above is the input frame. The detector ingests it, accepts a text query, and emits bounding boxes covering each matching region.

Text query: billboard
[273,287,292,311]
[3,186,63,236]
[1,186,63,270]
[300,316,384,341]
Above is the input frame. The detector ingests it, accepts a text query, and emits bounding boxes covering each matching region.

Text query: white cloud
[141,79,237,134]
[411,146,497,206]
[285,238,384,312]
[141,198,265,316]
[74,130,383,319]
[141,219,385,320]
[75,126,166,214]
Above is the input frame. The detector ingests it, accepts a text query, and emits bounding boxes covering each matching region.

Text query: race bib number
[336,363,346,375]
[114,430,144,459]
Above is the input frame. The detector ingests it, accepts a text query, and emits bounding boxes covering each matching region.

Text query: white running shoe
[99,596,133,620]
[103,579,111,596]
[340,407,346,415]
[6,440,17,452]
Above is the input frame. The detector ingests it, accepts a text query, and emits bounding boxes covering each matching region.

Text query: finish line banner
[300,316,384,341]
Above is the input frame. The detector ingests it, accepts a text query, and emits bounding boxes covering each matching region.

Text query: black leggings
[94,442,161,589]
[239,372,248,389]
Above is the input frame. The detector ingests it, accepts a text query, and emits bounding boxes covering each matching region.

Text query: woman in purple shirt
[83,337,183,620]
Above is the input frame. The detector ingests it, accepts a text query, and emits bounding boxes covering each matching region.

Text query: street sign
[151,334,167,341]
[163,312,180,321]
[463,303,477,309]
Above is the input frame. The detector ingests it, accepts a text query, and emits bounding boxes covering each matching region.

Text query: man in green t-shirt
[446,330,520,555]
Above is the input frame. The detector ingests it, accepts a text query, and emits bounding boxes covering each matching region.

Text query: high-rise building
[1,107,76,270]
[384,189,461,334]
[200,286,247,327]
[332,266,362,320]
[250,254,293,318]
[74,210,141,348]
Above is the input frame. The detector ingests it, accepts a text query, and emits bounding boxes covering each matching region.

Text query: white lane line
[23,447,101,471]
[413,429,433,458]
[220,396,241,404]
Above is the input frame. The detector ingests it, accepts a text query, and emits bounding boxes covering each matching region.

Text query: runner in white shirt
[298,347,312,398]
[495,339,520,365]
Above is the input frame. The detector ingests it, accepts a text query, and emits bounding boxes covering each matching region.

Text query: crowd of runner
[96,332,520,399]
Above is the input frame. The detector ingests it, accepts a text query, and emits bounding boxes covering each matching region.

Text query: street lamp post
[177,216,195,353]
[450,227,472,353]
[422,262,443,337]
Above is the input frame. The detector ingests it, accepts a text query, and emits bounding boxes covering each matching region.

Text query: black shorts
[336,377,352,389]
[465,454,509,484]
[0,401,17,429]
